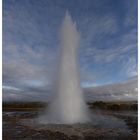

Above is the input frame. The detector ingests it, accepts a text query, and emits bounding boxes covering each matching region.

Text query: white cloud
[80,14,118,44]
[85,76,137,101]
[121,56,137,77]
[81,28,137,63]
[3,43,57,89]
[3,85,21,91]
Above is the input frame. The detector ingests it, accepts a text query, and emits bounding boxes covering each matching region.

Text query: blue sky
[3,0,137,100]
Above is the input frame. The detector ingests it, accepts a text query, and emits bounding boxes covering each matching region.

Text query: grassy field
[3,100,137,111]
[3,102,47,111]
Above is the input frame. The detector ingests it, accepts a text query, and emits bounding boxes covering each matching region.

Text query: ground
[3,101,137,140]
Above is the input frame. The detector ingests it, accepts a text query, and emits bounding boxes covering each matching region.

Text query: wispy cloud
[3,43,57,89]
[85,76,137,101]
[80,26,137,83]
[121,56,137,77]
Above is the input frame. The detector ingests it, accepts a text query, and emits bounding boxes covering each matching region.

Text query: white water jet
[39,12,89,124]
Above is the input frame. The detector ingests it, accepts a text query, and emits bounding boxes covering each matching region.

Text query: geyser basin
[4,110,136,140]
[39,12,89,124]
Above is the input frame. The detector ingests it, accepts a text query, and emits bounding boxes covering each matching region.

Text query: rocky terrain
[3,101,137,140]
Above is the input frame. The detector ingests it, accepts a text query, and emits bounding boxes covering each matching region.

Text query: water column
[50,12,89,123]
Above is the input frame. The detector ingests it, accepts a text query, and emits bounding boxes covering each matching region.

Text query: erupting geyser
[39,12,89,124]
[49,12,89,124]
